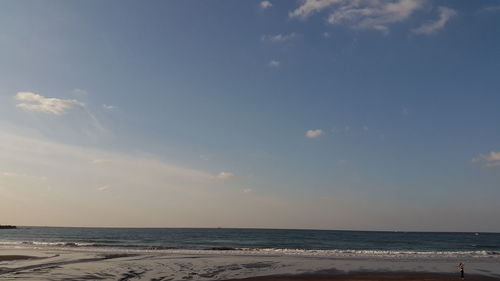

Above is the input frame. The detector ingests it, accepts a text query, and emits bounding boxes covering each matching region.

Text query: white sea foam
[0,241,498,259]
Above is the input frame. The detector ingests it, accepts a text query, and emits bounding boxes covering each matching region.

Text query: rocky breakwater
[0,225,16,229]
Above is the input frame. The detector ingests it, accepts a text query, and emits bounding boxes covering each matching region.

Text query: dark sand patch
[0,255,37,262]
[223,272,500,281]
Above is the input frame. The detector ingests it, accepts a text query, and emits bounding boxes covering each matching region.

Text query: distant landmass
[0,225,16,229]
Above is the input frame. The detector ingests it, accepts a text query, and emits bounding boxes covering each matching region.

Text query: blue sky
[1,0,499,231]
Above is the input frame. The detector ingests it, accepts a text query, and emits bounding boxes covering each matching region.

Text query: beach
[1,248,499,280]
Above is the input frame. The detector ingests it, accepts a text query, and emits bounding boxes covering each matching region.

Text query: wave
[20,241,96,247]
[1,241,499,258]
[0,241,178,250]
[470,244,500,249]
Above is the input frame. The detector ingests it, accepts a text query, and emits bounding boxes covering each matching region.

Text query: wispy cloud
[15,92,84,115]
[102,104,116,110]
[1,171,21,177]
[13,91,111,139]
[290,0,342,19]
[260,1,273,9]
[83,107,107,136]
[306,129,324,139]
[413,6,457,35]
[0,129,230,226]
[216,172,235,180]
[262,33,299,43]
[290,0,425,33]
[269,60,280,68]
[473,151,500,167]
[96,185,112,191]
[4,128,396,229]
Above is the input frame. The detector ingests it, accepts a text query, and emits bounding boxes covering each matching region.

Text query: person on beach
[459,262,465,280]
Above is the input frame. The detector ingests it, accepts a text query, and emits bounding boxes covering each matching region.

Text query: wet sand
[0,255,36,261]
[1,249,499,281]
[225,272,498,281]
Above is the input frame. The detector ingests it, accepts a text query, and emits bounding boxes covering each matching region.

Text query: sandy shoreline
[1,248,499,280]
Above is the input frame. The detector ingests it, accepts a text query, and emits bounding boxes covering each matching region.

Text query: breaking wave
[0,241,498,259]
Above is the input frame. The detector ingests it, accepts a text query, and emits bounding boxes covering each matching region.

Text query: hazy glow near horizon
[1,0,499,231]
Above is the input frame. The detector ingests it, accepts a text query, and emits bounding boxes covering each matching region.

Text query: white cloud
[1,171,20,177]
[14,90,109,138]
[102,104,116,110]
[216,172,235,180]
[260,1,273,9]
[15,92,84,115]
[262,33,299,43]
[290,0,342,19]
[97,185,112,191]
[269,60,280,68]
[243,188,253,193]
[413,6,457,35]
[290,0,425,33]
[306,129,324,139]
[473,151,500,167]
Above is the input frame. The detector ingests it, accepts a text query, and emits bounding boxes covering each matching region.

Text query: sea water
[1,227,499,258]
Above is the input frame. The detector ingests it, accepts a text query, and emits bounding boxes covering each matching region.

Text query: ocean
[1,227,499,258]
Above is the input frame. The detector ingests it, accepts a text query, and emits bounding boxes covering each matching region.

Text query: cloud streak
[413,6,457,35]
[290,0,425,33]
[473,151,500,167]
[290,0,342,19]
[3,129,354,228]
[262,33,299,43]
[15,92,84,115]
[217,172,235,180]
[0,129,234,226]
[102,104,116,110]
[97,185,112,191]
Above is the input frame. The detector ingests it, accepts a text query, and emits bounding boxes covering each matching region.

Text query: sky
[1,0,499,232]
